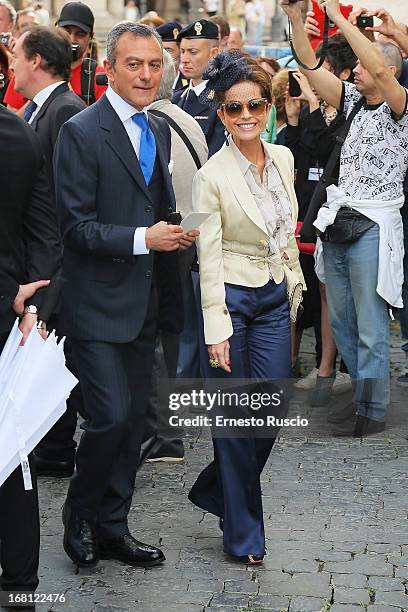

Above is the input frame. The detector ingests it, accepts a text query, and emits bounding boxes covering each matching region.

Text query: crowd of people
[1,0,408,606]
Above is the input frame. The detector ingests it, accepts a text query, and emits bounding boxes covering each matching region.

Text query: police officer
[156,21,188,91]
[172,19,225,157]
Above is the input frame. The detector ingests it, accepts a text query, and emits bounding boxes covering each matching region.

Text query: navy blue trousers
[189,280,291,557]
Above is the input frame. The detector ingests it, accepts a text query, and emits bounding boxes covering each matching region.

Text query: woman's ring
[209,358,219,368]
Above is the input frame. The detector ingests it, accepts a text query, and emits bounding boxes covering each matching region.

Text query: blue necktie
[132,113,156,185]
[23,100,38,122]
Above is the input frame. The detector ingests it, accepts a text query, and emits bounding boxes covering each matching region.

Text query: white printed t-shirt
[339,81,408,201]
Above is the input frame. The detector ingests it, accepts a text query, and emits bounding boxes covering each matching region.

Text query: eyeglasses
[221,98,269,118]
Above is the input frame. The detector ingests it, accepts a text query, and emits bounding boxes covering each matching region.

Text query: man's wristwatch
[23,305,38,315]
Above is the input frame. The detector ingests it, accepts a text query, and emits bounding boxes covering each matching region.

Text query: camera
[0,34,9,47]
[356,14,374,29]
[289,71,302,98]
[95,72,108,86]
[71,43,81,62]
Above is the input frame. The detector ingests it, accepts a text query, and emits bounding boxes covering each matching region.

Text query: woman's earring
[224,128,230,145]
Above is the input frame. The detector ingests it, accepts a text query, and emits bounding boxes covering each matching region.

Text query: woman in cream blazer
[188,53,305,565]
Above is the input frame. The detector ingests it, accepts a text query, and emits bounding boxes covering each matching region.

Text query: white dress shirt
[105,86,151,255]
[29,81,66,124]
[188,79,208,98]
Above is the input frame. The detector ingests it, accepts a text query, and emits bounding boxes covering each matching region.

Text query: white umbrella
[0,320,78,489]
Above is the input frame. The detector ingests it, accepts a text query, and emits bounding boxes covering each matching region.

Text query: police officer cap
[177,19,219,43]
[156,21,182,42]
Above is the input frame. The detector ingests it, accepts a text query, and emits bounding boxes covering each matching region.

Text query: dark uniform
[171,20,226,157]
[156,21,189,92]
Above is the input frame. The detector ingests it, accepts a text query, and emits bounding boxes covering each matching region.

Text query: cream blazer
[192,141,305,345]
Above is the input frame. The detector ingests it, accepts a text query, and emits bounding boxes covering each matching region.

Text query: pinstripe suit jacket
[54,94,182,342]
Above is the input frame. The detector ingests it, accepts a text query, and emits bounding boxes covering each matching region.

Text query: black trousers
[144,329,183,441]
[67,289,158,539]
[0,333,40,594]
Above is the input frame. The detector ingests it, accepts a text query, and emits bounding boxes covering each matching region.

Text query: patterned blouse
[229,135,294,280]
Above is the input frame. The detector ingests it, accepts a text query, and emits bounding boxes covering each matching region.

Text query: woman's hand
[208,340,231,373]
[294,71,318,105]
[285,86,302,126]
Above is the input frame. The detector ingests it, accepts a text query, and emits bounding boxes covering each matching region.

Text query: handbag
[295,221,315,255]
[321,207,376,244]
[299,97,365,242]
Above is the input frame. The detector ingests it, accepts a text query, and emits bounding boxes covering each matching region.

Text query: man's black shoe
[327,401,356,424]
[333,415,386,438]
[99,533,165,567]
[33,450,74,478]
[62,501,99,567]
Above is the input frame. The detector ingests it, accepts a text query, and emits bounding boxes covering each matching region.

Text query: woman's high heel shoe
[234,554,264,565]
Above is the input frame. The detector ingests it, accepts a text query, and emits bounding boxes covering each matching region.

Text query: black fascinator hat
[199,51,253,110]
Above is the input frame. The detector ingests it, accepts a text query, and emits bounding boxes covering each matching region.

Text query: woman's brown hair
[216,56,273,105]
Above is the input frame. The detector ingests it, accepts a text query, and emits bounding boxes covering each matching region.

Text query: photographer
[4,2,106,112]
[281,0,408,437]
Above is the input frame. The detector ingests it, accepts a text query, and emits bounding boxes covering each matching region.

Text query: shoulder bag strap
[149,108,202,170]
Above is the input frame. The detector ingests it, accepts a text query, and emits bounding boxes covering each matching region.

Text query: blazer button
[145,205,153,213]
[0,295,4,300]
[223,308,228,315]
[145,269,152,278]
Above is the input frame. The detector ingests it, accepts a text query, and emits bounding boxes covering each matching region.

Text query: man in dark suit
[172,19,225,157]
[13,25,85,479]
[54,22,198,569]
[0,106,61,605]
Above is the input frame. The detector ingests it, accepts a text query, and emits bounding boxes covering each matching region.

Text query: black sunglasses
[221,98,269,118]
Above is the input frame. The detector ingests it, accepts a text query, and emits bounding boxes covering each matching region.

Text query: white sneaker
[294,367,318,390]
[332,371,352,395]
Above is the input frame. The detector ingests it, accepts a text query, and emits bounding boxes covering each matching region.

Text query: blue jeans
[323,225,389,421]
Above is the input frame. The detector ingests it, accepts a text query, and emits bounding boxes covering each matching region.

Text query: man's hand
[304,11,321,38]
[13,279,50,316]
[179,229,200,250]
[0,32,16,54]
[18,313,47,345]
[348,7,375,41]
[364,9,396,38]
[208,340,231,374]
[145,221,184,251]
[279,0,303,20]
[318,0,342,23]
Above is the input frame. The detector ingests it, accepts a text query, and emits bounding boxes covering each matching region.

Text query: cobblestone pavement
[27,325,408,612]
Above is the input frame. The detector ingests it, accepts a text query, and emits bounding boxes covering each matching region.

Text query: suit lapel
[99,95,152,202]
[222,145,268,234]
